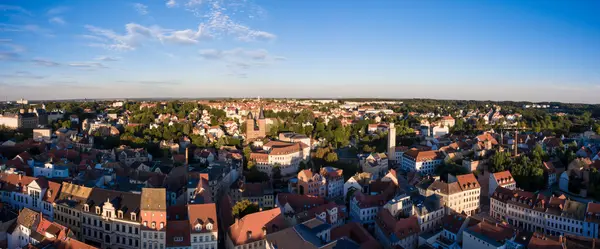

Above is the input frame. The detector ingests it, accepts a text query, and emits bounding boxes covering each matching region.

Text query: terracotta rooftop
[331,222,381,249]
[403,149,443,162]
[188,203,218,234]
[492,171,515,185]
[527,232,563,249]
[456,173,480,191]
[228,208,287,246]
[166,220,191,247]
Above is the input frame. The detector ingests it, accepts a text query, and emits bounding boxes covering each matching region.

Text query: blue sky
[1,0,599,103]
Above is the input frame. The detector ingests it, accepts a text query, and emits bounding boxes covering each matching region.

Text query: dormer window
[131,213,136,221]
[84,204,89,212]
[144,221,148,227]
[206,223,212,230]
[160,222,164,229]
[96,206,101,214]
[195,224,202,231]
[118,211,123,219]
[151,222,156,229]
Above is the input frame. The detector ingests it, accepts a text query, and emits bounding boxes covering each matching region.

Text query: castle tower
[388,123,396,166]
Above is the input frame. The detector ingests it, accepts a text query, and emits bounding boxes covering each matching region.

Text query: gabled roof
[188,203,218,234]
[16,208,39,229]
[228,208,287,246]
[166,220,191,247]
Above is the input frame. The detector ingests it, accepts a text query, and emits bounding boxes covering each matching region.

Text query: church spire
[259,106,265,119]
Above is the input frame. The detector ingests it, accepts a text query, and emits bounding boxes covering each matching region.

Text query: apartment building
[360,153,388,179]
[418,174,480,216]
[490,187,600,238]
[188,203,218,249]
[225,208,287,249]
[402,149,444,175]
[54,182,93,239]
[0,173,60,220]
[81,188,141,249]
[374,211,419,249]
[297,169,326,198]
[462,220,517,249]
[489,170,516,196]
[229,180,274,209]
[320,166,344,199]
[141,188,167,249]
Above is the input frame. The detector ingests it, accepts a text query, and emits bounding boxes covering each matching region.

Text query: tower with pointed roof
[245,107,266,141]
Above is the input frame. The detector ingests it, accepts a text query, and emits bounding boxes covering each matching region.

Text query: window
[160,222,164,229]
[152,222,156,228]
[144,221,148,227]
[95,206,101,214]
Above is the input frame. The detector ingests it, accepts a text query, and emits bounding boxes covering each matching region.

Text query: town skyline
[1,0,600,102]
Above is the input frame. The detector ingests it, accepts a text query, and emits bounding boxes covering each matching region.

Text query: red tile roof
[228,208,287,246]
[166,220,191,247]
[456,173,479,191]
[403,149,443,162]
[492,171,515,185]
[376,210,419,240]
[188,203,218,234]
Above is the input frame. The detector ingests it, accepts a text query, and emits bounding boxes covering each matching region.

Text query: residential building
[297,169,326,198]
[230,180,274,209]
[455,173,481,216]
[0,173,60,219]
[374,210,420,249]
[440,116,455,128]
[141,188,167,249]
[435,214,480,249]
[0,111,39,129]
[115,147,151,166]
[360,153,388,179]
[188,203,218,249]
[402,149,444,175]
[488,170,516,196]
[81,188,141,249]
[54,182,93,239]
[412,194,445,233]
[266,218,365,249]
[350,179,397,227]
[8,208,40,248]
[543,161,558,187]
[383,193,412,218]
[225,208,287,249]
[320,167,344,199]
[278,132,311,148]
[33,161,69,179]
[343,172,374,198]
[462,220,516,249]
[490,187,599,238]
[250,141,310,177]
[166,220,191,249]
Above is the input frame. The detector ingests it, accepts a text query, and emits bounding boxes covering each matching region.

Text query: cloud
[0,52,19,61]
[84,23,210,50]
[32,58,61,67]
[69,62,107,68]
[0,71,46,79]
[199,48,280,61]
[166,0,177,8]
[137,80,181,86]
[133,3,149,15]
[83,0,275,51]
[0,39,25,61]
[49,17,66,25]
[0,24,53,36]
[47,6,69,15]
[0,5,32,16]
[199,48,284,76]
[95,56,120,61]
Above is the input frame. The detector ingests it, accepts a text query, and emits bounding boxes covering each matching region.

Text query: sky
[1,0,599,103]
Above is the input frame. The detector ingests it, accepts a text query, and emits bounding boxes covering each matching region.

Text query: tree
[232,200,260,218]
[272,164,282,180]
[61,120,72,128]
[325,152,338,163]
[490,152,511,173]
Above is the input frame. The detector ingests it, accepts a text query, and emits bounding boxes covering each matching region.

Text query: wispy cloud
[0,39,25,61]
[69,62,108,68]
[133,3,149,15]
[199,48,284,76]
[47,6,69,15]
[95,56,120,61]
[137,80,181,86]
[49,17,66,25]
[0,5,32,16]
[0,52,19,61]
[84,23,211,50]
[84,0,275,51]
[0,24,53,37]
[0,71,46,79]
[31,58,61,67]
[166,0,177,8]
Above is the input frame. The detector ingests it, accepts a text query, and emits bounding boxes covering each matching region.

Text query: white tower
[388,123,396,166]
